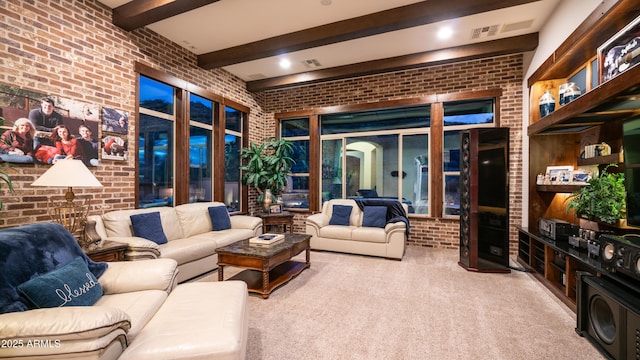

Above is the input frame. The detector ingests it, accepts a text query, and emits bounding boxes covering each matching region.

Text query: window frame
[135,62,249,212]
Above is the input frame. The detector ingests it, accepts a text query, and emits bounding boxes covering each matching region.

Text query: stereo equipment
[599,234,640,281]
[588,240,601,258]
[538,218,579,241]
[458,128,510,273]
[569,235,588,249]
[576,273,640,359]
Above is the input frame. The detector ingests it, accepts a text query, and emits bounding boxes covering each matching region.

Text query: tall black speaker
[577,272,640,359]
[459,128,510,273]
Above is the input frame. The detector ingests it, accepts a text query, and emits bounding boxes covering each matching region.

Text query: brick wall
[255,54,524,253]
[0,1,524,254]
[0,0,265,227]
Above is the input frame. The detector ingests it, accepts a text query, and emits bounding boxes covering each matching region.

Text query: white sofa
[0,223,248,360]
[305,199,409,259]
[88,202,262,282]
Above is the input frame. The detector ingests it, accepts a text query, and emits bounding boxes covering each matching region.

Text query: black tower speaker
[577,273,640,359]
[458,128,510,273]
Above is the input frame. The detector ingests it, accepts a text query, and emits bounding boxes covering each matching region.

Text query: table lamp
[31,159,103,248]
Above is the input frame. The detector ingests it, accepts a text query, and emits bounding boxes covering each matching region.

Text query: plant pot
[579,218,600,231]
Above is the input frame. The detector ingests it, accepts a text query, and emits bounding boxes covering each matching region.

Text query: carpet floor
[199,246,604,359]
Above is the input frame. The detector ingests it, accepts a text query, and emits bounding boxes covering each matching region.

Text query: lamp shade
[32,159,103,188]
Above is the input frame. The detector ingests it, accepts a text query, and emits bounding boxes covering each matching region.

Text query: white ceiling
[98,0,561,82]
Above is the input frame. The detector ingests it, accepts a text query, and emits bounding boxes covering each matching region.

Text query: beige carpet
[199,247,604,359]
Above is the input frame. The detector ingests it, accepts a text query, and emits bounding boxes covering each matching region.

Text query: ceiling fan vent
[302,59,322,68]
[471,25,499,39]
[501,19,534,33]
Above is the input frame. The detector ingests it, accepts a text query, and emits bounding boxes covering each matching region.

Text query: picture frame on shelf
[598,14,640,83]
[545,165,574,184]
[269,204,282,214]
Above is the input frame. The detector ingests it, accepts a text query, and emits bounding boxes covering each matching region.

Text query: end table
[257,211,294,233]
[86,240,127,262]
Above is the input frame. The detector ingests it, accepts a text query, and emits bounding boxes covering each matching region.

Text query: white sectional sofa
[88,202,262,282]
[0,222,248,360]
[305,199,409,260]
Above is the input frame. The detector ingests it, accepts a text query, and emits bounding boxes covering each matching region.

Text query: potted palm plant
[565,164,626,227]
[240,137,294,211]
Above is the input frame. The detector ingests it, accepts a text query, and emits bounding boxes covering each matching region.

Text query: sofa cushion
[329,205,352,226]
[17,256,103,308]
[175,202,227,238]
[102,207,184,241]
[351,227,388,243]
[130,212,168,245]
[319,225,354,240]
[208,206,231,231]
[158,237,220,265]
[96,289,168,342]
[191,229,257,248]
[362,206,387,228]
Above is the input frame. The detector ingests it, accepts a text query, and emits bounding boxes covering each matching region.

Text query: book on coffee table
[249,233,285,245]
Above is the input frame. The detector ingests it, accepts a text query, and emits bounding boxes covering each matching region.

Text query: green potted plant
[565,164,626,225]
[240,137,294,210]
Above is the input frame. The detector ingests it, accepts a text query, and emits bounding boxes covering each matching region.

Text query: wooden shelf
[528,65,640,135]
[577,153,623,166]
[536,184,584,193]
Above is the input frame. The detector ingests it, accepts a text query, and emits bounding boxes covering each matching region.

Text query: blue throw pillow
[329,205,352,226]
[362,206,387,228]
[208,206,232,231]
[17,256,103,308]
[130,212,168,244]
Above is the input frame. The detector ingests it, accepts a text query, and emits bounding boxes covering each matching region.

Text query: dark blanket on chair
[0,222,108,313]
[354,199,410,236]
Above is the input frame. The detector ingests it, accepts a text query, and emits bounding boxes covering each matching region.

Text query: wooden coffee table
[216,233,311,299]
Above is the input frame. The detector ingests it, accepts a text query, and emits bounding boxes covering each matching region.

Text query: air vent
[302,59,322,68]
[501,19,534,33]
[471,25,499,39]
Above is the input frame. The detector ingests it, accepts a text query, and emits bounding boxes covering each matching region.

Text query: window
[320,106,430,214]
[442,99,495,217]
[281,117,310,210]
[224,106,243,212]
[137,69,248,211]
[138,76,175,207]
[189,93,213,203]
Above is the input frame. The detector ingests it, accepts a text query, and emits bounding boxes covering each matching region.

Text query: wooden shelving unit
[522,2,640,311]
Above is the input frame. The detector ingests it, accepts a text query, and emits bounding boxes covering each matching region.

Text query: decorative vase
[263,189,273,213]
[539,90,555,117]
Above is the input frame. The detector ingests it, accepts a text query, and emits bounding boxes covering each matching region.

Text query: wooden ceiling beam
[198,0,538,70]
[113,0,220,31]
[246,33,538,92]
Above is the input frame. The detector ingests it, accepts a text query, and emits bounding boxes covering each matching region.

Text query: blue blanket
[354,199,410,235]
[0,222,108,313]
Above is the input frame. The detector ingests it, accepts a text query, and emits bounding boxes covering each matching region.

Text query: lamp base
[80,219,102,251]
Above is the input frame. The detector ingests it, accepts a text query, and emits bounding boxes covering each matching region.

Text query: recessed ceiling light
[437,26,453,40]
[279,59,291,69]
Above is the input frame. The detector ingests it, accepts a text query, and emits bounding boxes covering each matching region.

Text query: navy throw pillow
[329,205,352,226]
[208,206,232,231]
[130,212,168,244]
[17,256,103,308]
[362,206,388,228]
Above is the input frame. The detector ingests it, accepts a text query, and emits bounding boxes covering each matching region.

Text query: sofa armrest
[230,215,262,233]
[104,236,161,260]
[384,221,406,234]
[306,213,329,229]
[0,307,130,357]
[99,259,178,294]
